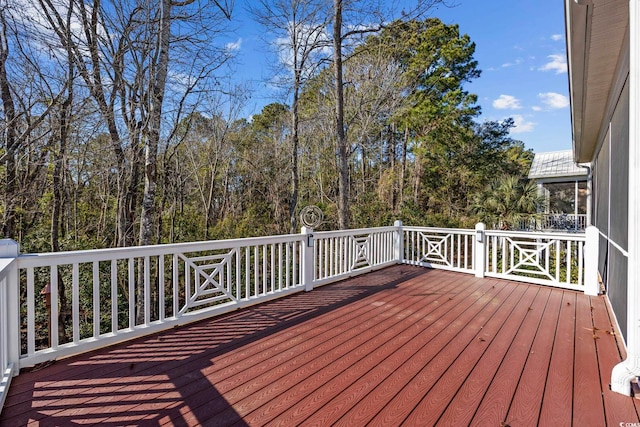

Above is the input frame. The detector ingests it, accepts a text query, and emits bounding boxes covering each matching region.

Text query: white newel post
[301,227,314,292]
[0,239,20,412]
[0,240,18,258]
[394,220,404,264]
[0,239,20,368]
[474,223,485,278]
[584,226,600,296]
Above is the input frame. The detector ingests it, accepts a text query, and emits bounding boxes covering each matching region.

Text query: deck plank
[431,285,542,426]
[361,279,522,426]
[469,287,552,425]
[2,267,421,425]
[278,275,500,427]
[402,280,534,426]
[538,291,576,426]
[154,269,440,425]
[573,292,607,426]
[1,265,638,427]
[148,270,435,425]
[251,270,476,426]
[206,279,444,423]
[505,286,564,426]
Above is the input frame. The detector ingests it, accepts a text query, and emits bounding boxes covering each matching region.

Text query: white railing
[0,222,601,412]
[14,234,305,369]
[402,227,476,274]
[517,213,588,232]
[539,213,587,231]
[483,230,587,291]
[0,266,8,407]
[312,226,398,286]
[0,243,19,412]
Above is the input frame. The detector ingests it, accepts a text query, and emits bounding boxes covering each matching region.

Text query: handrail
[311,225,398,238]
[8,227,399,371]
[16,233,304,268]
[485,229,586,240]
[402,225,476,235]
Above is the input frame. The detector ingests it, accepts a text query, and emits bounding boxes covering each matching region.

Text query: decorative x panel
[178,250,236,312]
[418,233,452,267]
[350,235,372,270]
[502,238,555,280]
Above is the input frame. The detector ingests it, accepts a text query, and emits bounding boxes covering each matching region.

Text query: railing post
[474,223,485,278]
[0,239,18,258]
[394,220,404,264]
[584,226,600,296]
[0,240,20,368]
[301,227,314,291]
[0,239,20,412]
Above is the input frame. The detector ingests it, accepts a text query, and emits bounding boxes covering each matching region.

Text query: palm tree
[471,176,543,230]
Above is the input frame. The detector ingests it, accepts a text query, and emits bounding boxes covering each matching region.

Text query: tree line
[0,0,536,255]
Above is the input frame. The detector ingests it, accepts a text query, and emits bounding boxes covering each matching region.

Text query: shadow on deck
[1,265,639,426]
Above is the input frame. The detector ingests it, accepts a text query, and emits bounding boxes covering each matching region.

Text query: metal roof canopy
[528,150,588,181]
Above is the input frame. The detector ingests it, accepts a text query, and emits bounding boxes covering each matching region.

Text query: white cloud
[510,115,536,133]
[226,38,242,52]
[539,54,567,74]
[15,0,97,61]
[538,92,570,109]
[532,106,543,112]
[501,58,523,68]
[492,95,522,110]
[551,34,563,41]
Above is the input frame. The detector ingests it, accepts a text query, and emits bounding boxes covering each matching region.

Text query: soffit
[566,0,628,163]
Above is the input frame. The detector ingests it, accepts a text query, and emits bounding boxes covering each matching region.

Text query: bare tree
[250,0,331,232]
[0,3,70,239]
[32,0,232,250]
[330,0,447,228]
[0,7,17,238]
[32,0,135,246]
[342,47,404,199]
[28,0,234,324]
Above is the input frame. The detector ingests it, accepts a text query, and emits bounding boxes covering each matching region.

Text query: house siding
[593,77,630,340]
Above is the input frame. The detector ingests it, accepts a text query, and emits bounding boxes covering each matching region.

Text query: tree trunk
[290,79,300,233]
[137,0,171,323]
[51,95,72,344]
[389,124,398,210]
[139,0,170,246]
[401,126,408,207]
[51,6,75,343]
[0,13,17,238]
[333,0,349,229]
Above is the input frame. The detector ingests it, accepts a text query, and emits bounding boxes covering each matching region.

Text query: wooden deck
[1,265,639,426]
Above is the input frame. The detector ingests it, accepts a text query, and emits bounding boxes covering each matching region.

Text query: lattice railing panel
[485,231,585,289]
[403,227,475,273]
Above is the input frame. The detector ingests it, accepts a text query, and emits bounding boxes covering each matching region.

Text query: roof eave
[566,0,592,163]
[565,0,629,163]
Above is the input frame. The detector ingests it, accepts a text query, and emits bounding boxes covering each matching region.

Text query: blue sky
[435,0,572,153]
[223,0,571,154]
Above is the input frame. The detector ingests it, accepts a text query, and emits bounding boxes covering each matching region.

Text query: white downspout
[611,0,640,396]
